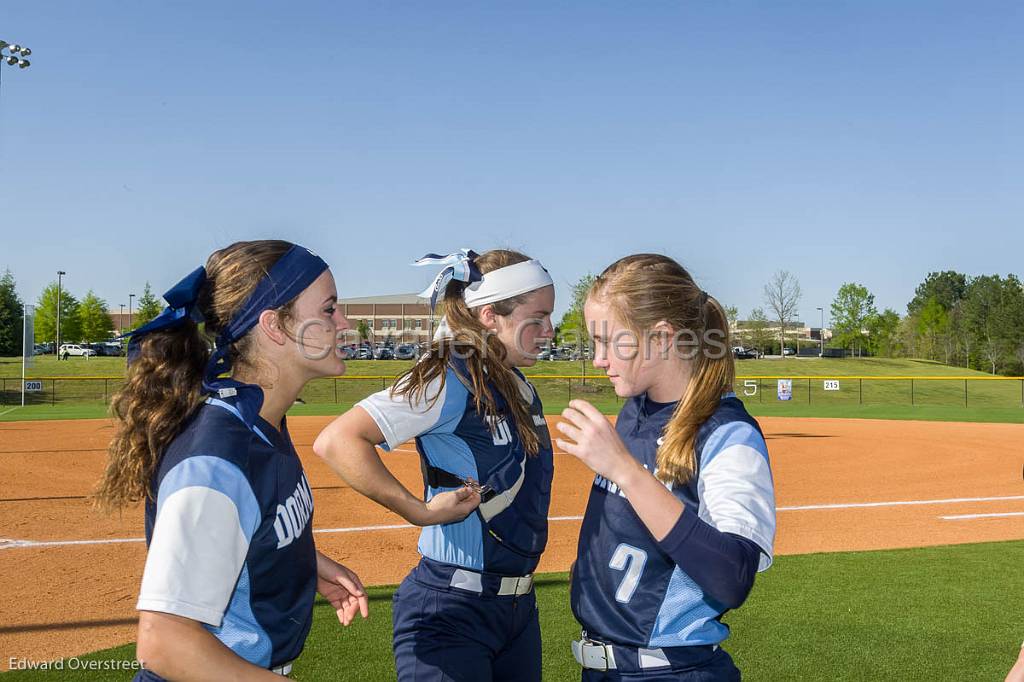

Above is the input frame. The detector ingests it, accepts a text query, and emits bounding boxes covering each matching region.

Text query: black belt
[422,463,497,503]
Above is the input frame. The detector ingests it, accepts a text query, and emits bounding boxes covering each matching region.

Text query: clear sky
[2,1,1021,326]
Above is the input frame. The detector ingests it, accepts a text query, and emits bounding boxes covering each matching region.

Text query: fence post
[859,378,863,405]
[911,379,914,406]
[568,378,572,404]
[759,378,763,403]
[808,378,811,404]
[964,379,968,408]
[103,378,108,404]
[52,378,57,406]
[334,378,338,404]
[1021,379,1023,408]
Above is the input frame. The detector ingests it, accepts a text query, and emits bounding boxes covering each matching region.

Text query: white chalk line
[778,495,1024,511]
[0,407,20,418]
[940,511,1024,521]
[3,494,1023,551]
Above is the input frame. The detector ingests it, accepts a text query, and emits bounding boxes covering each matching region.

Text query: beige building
[339,293,434,344]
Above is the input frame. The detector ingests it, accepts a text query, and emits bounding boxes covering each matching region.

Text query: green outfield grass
[6,540,1022,680]
[0,355,1007,379]
[3,357,1021,422]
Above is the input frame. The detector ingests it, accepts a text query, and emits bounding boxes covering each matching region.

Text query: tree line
[0,270,163,353]
[554,269,1023,376]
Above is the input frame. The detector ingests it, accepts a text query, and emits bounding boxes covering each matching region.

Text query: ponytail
[94,322,209,509]
[656,295,734,484]
[94,239,297,510]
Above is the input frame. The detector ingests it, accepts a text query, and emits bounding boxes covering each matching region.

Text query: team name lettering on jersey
[487,416,513,446]
[274,473,314,549]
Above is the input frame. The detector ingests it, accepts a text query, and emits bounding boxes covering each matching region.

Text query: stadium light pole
[56,271,66,357]
[0,39,32,110]
[816,307,824,357]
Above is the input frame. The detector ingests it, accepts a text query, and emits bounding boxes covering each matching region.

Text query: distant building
[340,293,434,344]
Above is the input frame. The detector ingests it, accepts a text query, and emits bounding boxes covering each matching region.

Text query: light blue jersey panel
[649,568,729,648]
[417,433,485,570]
[699,420,771,470]
[204,564,273,667]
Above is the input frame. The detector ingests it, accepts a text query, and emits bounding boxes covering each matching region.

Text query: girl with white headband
[314,248,556,681]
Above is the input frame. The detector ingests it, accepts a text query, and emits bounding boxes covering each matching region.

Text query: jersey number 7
[609,543,648,604]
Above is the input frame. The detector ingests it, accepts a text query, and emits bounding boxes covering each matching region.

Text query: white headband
[463,259,553,307]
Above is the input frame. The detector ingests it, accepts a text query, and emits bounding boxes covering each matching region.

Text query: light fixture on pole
[0,39,32,74]
[816,307,824,357]
[56,271,66,357]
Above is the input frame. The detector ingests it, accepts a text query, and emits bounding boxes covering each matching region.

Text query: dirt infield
[2,415,1023,668]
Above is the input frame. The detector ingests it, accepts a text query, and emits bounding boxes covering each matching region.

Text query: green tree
[867,308,901,358]
[830,282,877,357]
[907,271,968,316]
[35,282,82,345]
[917,297,949,362]
[0,270,24,356]
[962,275,1016,374]
[134,283,163,329]
[356,319,371,343]
[79,291,113,342]
[744,307,773,356]
[557,274,596,349]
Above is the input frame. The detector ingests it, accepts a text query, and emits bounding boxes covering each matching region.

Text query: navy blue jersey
[135,397,317,674]
[359,362,553,576]
[571,393,776,648]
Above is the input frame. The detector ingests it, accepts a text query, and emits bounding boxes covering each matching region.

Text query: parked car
[536,348,552,361]
[88,343,123,357]
[782,347,796,356]
[354,346,374,360]
[395,344,417,360]
[58,344,96,358]
[375,347,395,360]
[733,346,759,360]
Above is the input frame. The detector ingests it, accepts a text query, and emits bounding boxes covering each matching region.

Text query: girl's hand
[556,399,640,485]
[420,486,482,525]
[316,552,369,626]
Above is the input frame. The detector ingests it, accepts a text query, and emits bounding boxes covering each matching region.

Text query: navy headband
[124,244,329,426]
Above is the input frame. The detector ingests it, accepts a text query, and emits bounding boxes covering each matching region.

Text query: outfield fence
[3,375,1023,410]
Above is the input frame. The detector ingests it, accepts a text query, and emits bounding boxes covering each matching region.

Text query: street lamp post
[56,271,66,358]
[119,304,125,334]
[816,307,824,357]
[129,293,136,331]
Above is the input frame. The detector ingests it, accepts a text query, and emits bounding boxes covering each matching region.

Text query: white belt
[573,638,713,671]
[449,568,534,596]
[271,661,293,676]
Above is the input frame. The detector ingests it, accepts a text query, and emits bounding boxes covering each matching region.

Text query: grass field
[6,540,1022,680]
[3,357,1021,423]
[0,355,1004,379]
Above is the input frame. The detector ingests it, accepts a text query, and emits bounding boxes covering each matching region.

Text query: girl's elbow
[135,615,170,673]
[312,430,336,460]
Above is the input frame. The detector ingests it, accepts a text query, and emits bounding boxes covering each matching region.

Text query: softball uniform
[358,357,554,681]
[571,393,776,680]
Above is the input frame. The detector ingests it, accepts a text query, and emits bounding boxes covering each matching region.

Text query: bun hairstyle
[588,254,734,484]
[95,240,298,509]
[392,249,541,456]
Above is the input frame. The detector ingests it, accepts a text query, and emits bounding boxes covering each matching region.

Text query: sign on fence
[777,379,792,401]
[24,381,42,392]
[824,380,840,391]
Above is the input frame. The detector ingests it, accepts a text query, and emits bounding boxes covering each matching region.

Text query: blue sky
[2,1,1021,325]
